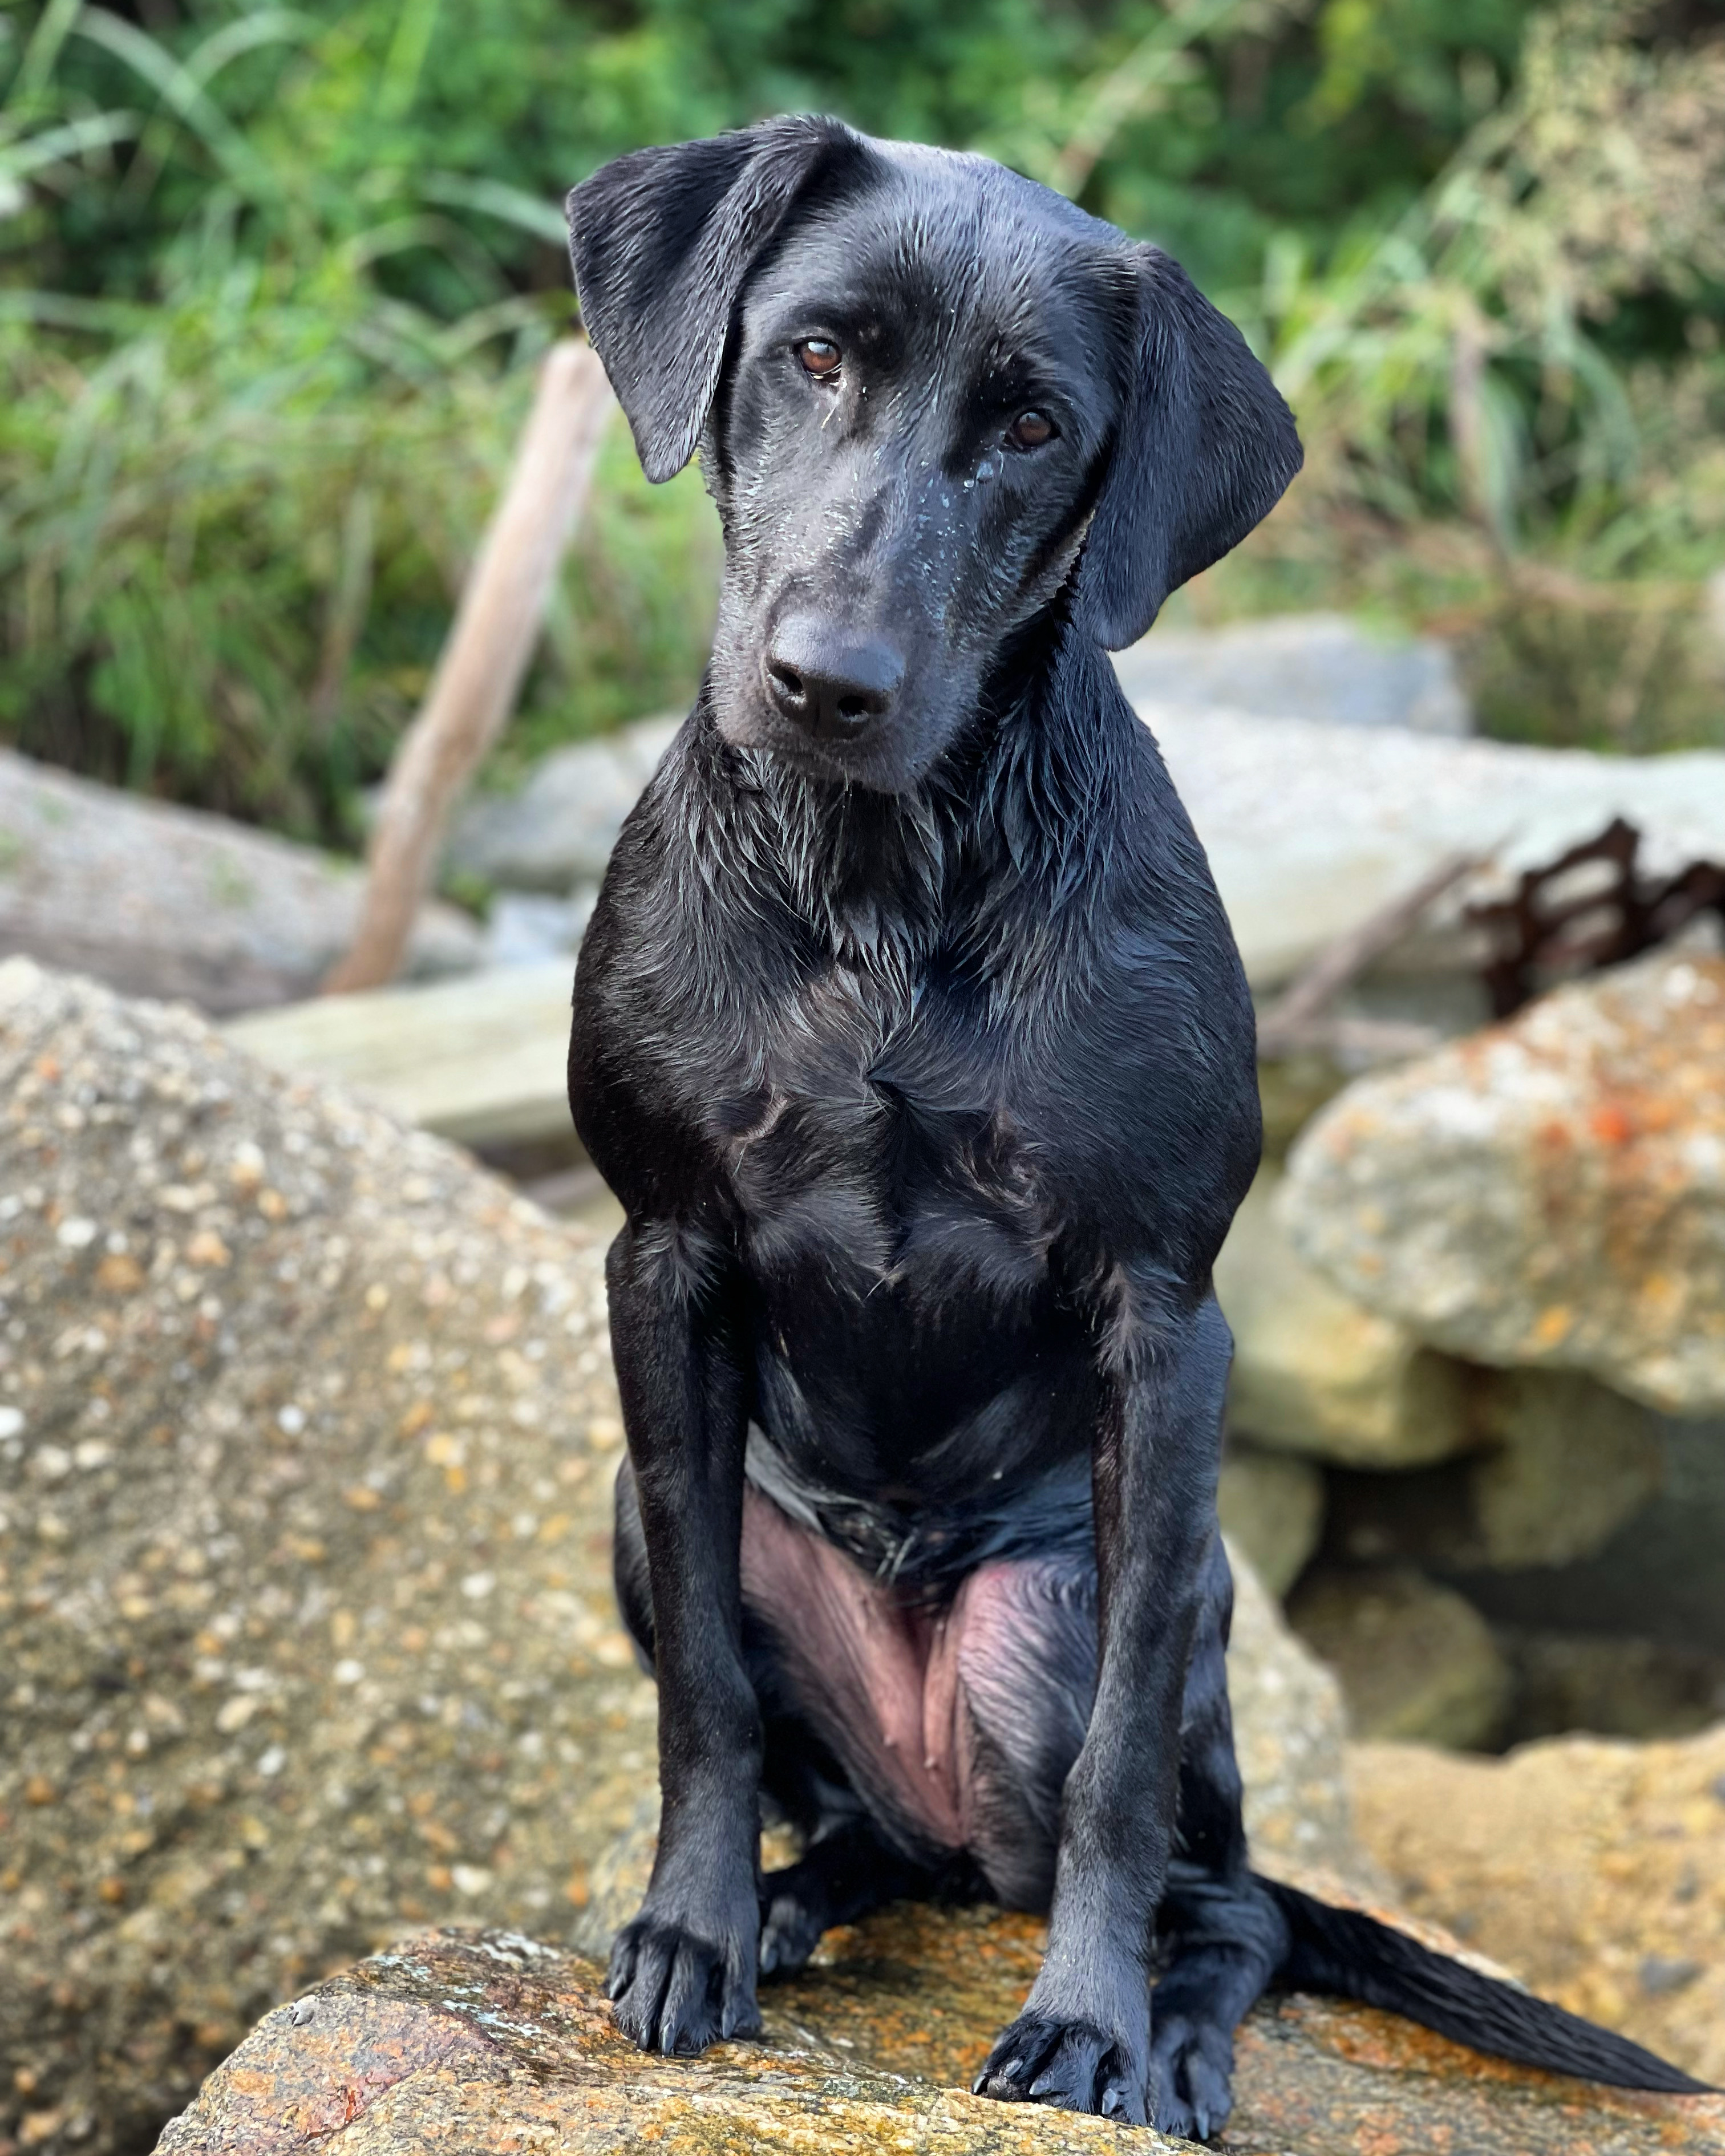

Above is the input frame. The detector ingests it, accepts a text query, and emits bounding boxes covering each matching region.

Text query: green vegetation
[1,0,1720,844]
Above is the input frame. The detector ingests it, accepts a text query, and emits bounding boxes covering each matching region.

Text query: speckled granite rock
[0,960,649,2153]
[1350,1723,1725,2087]
[1281,952,1725,1415]
[1223,1540,1357,1878]
[0,751,481,1014]
[1217,1169,1474,1467]
[152,1917,1725,2154]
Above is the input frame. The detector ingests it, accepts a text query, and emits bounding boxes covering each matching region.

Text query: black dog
[563,117,1706,2135]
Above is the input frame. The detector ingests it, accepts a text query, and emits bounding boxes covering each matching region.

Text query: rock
[1495,1629,1725,1744]
[0,748,481,1015]
[1287,1567,1511,1750]
[0,959,654,2154]
[1222,1541,1359,1877]
[1218,1445,1324,1594]
[479,887,596,970]
[1468,1368,1665,1567]
[153,1917,1725,2154]
[1323,1368,1668,1573]
[1113,611,1473,733]
[1145,704,1725,991]
[1217,1168,1475,1467]
[1349,1723,1725,2087]
[444,715,680,893]
[1281,950,1725,1416]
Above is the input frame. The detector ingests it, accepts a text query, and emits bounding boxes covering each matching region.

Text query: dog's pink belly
[739,1485,1095,1904]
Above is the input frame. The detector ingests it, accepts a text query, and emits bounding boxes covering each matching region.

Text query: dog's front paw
[1150,2007,1235,2141]
[606,1910,762,2055]
[971,2012,1149,2123]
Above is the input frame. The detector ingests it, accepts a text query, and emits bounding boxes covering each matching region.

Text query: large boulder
[0,748,481,1014]
[0,961,1359,2154]
[0,959,643,2153]
[1350,1723,1725,2088]
[1281,951,1725,1416]
[152,1914,1725,2155]
[1113,611,1472,733]
[1148,705,1725,992]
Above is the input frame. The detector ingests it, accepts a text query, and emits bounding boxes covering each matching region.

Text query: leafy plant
[0,0,1720,836]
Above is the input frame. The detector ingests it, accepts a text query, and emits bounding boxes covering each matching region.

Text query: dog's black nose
[764,618,904,741]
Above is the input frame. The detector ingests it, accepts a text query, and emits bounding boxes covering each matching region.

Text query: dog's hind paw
[606,1913,762,2054]
[758,1871,828,1977]
[1149,2009,1235,2142]
[971,2012,1150,2124]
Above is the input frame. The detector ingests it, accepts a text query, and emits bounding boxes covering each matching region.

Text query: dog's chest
[718,963,1052,1303]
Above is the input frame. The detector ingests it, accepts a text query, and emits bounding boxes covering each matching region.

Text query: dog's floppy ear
[568,117,859,483]
[1079,248,1302,649]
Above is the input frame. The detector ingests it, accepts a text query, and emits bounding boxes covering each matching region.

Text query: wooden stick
[1256,850,1482,1060]
[323,342,614,995]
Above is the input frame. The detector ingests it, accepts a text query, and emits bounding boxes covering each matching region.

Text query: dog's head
[569,119,1301,795]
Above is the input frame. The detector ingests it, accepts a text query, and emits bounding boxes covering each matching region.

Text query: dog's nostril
[836,694,872,723]
[767,662,805,704]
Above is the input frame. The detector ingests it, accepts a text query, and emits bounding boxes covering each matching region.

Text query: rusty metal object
[1468,817,1725,1019]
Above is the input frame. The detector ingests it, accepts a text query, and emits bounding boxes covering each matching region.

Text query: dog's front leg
[974,1284,1231,2126]
[602,1216,764,2054]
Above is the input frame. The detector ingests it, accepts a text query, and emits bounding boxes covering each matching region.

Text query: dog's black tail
[1257,1874,1712,2096]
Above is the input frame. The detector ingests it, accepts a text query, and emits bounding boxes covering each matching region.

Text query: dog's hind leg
[758,1815,970,1975]
[1151,1532,1289,2141]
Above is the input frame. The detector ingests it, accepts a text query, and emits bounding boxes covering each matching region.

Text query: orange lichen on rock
[1282,951,1725,1413]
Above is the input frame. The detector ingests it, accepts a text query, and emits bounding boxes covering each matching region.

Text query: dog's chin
[712,693,939,799]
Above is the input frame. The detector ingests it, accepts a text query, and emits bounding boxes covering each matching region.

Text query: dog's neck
[706,623,1128,998]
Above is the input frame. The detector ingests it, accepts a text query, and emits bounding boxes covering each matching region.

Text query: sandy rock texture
[0,960,645,2153]
[1350,1723,1725,2087]
[153,1915,1725,2155]
[0,751,480,1015]
[1282,950,1725,1415]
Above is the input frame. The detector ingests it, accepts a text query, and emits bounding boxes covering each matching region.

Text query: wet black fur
[564,117,1708,2135]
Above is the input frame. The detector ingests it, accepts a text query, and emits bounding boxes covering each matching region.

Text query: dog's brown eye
[797,339,841,378]
[1007,410,1055,450]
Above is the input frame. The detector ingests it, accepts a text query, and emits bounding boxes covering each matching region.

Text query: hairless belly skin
[739,1483,1096,1911]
